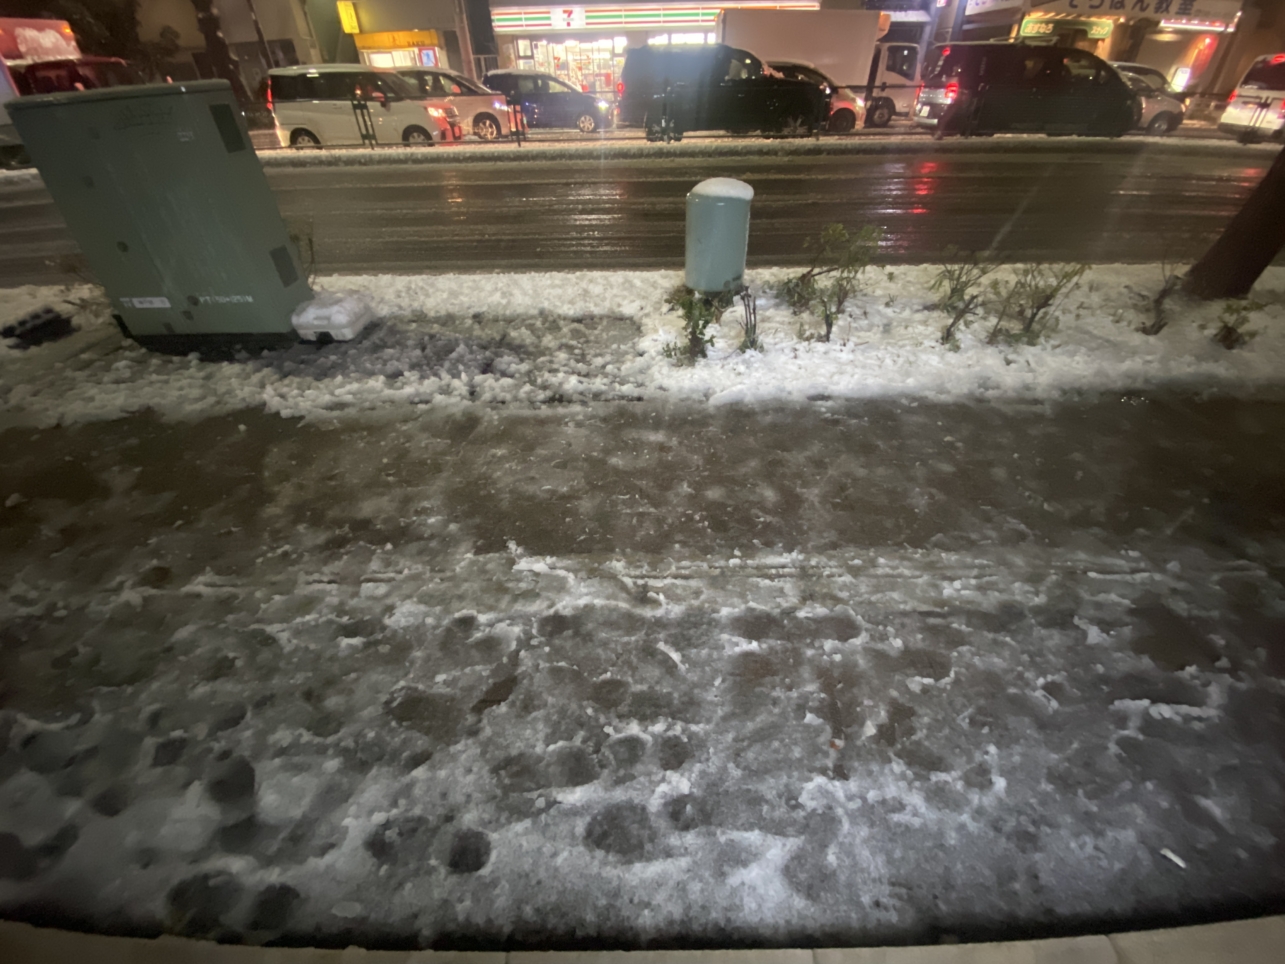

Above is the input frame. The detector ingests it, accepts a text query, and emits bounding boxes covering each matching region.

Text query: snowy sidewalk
[1,396,1284,946]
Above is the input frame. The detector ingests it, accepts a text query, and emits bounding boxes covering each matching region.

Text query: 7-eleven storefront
[490,2,819,99]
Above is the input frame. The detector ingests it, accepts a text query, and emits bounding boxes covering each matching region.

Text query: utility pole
[243,0,277,73]
[189,0,253,105]
[455,0,478,81]
[949,0,971,43]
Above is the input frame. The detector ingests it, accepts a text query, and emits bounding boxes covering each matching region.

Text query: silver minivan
[398,68,512,140]
[268,64,460,148]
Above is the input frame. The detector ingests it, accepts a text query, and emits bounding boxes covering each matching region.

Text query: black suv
[619,44,826,139]
[914,42,1137,139]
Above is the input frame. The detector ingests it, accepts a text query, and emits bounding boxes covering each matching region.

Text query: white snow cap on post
[291,292,374,342]
[688,177,756,201]
[685,177,754,295]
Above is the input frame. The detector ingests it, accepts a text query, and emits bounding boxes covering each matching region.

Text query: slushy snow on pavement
[3,264,1285,427]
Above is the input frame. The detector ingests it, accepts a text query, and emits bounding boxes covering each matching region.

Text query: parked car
[618,44,826,139]
[914,42,1137,139]
[1110,62,1182,97]
[481,69,611,132]
[398,67,511,140]
[11,56,142,95]
[768,60,865,133]
[1218,52,1285,143]
[1112,65,1184,135]
[268,64,461,148]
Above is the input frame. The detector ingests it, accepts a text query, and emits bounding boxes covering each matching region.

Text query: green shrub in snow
[985,263,1087,346]
[664,285,733,362]
[775,223,882,342]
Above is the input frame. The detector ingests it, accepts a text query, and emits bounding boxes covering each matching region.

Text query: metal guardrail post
[351,100,376,148]
[507,98,526,147]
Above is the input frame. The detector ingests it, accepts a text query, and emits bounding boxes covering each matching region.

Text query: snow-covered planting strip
[250,134,1280,169]
[2,264,1284,427]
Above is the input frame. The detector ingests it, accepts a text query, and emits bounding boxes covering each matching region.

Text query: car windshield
[773,64,829,87]
[377,72,419,99]
[1120,67,1168,91]
[923,45,974,84]
[1241,57,1285,90]
[444,72,487,95]
[548,76,579,93]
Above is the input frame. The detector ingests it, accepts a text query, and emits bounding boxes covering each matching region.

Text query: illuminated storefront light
[494,2,818,33]
[492,1,817,98]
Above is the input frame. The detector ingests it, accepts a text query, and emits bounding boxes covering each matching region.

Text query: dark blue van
[481,69,613,132]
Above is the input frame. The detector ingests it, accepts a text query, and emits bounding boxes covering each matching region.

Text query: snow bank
[2,264,1284,426]
[249,134,1281,170]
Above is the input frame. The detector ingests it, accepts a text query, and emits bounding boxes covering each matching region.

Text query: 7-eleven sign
[552,6,586,28]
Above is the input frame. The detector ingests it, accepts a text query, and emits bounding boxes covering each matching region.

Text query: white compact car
[398,68,512,140]
[268,64,460,148]
[1218,53,1285,142]
[768,61,866,133]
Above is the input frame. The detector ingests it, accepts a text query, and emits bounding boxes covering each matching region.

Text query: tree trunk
[188,0,252,106]
[1184,147,1285,300]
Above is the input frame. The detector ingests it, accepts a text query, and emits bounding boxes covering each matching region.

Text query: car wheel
[828,109,857,134]
[473,114,501,140]
[290,129,320,148]
[576,112,598,134]
[1146,113,1174,136]
[403,125,435,146]
[867,101,893,128]
[771,114,812,138]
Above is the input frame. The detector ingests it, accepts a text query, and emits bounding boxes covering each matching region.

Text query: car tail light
[914,83,923,107]
[265,83,272,109]
[1273,54,1285,64]
[1228,89,1238,103]
[617,81,625,96]
[944,81,959,104]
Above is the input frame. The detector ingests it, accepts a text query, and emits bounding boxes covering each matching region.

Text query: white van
[1218,53,1285,142]
[268,64,460,148]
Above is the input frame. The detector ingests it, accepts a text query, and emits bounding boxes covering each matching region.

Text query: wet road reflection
[0,145,1272,285]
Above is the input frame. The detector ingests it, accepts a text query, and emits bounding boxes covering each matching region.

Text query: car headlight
[427,106,446,118]
[493,99,506,110]
[597,99,609,110]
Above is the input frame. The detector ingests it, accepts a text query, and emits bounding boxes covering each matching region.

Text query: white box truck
[716,9,922,127]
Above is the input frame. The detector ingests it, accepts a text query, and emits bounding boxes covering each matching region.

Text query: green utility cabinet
[9,80,310,350]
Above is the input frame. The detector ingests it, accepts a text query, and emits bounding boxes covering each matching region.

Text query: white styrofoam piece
[291,292,374,342]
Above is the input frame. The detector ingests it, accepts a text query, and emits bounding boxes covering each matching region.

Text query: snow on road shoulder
[3,264,1284,426]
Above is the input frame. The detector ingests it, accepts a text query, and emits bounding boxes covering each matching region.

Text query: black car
[914,42,1137,139]
[619,44,826,139]
[481,69,611,132]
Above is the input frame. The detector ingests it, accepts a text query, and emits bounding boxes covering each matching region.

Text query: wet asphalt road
[0,141,1276,285]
